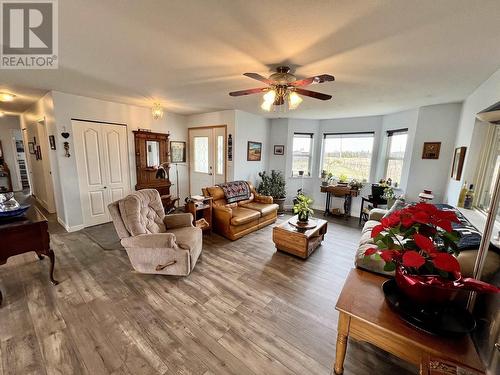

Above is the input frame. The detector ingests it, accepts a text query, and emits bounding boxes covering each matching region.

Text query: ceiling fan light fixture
[288,91,303,110]
[152,102,164,120]
[0,92,15,102]
[261,100,273,112]
[263,89,276,103]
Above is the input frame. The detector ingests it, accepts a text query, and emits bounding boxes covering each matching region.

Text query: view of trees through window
[385,132,408,184]
[292,134,313,176]
[321,134,374,181]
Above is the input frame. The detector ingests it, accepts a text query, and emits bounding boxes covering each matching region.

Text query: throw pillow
[382,197,407,218]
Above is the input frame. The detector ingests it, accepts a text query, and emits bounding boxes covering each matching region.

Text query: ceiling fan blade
[295,88,332,101]
[291,74,335,87]
[243,72,274,85]
[229,87,268,97]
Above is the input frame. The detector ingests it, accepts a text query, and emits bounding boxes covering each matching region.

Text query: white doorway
[72,120,130,227]
[189,126,226,195]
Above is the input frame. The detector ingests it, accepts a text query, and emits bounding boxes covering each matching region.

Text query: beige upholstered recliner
[108,189,202,276]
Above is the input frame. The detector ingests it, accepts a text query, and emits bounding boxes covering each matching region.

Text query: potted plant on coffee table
[363,203,499,307]
[293,193,314,223]
[257,170,286,214]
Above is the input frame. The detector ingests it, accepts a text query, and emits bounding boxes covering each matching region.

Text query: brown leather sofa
[202,182,278,240]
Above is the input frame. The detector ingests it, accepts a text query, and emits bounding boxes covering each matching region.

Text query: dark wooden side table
[0,206,59,305]
[320,185,359,217]
[184,197,213,232]
[333,269,484,375]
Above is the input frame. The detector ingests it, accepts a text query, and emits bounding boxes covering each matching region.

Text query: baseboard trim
[57,217,84,233]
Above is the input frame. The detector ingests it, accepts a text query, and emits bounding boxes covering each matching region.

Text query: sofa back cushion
[119,189,166,236]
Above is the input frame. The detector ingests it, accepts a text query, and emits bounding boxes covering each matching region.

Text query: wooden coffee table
[333,269,484,375]
[272,215,328,259]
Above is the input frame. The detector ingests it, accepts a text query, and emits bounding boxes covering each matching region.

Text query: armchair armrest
[121,233,177,249]
[164,213,193,229]
[369,208,387,222]
[254,193,273,204]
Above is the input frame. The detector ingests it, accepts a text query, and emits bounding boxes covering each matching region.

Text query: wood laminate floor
[0,214,417,374]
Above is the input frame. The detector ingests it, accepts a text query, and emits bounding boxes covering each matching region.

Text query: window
[292,133,313,176]
[476,125,500,215]
[193,136,209,173]
[321,132,374,181]
[216,135,224,175]
[384,128,408,184]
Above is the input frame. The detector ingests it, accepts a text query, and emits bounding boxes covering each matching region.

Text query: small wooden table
[184,197,213,233]
[333,269,484,375]
[320,185,359,217]
[0,206,59,305]
[272,216,328,259]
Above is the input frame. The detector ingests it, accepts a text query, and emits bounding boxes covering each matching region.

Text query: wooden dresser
[133,130,178,211]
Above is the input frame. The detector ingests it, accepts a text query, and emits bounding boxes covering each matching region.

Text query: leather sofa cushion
[241,202,278,216]
[206,186,225,200]
[230,207,260,225]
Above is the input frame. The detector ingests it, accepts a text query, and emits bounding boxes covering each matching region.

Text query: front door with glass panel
[189,126,226,195]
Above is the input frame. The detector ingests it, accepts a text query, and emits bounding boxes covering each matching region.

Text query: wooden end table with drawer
[272,216,328,259]
[332,268,484,375]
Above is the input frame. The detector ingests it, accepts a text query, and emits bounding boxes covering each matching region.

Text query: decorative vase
[297,211,309,223]
[394,266,459,306]
[274,198,286,214]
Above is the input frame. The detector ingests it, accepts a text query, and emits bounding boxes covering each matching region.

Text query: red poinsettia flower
[364,247,378,256]
[380,250,399,262]
[371,224,385,238]
[402,251,426,268]
[431,252,461,273]
[381,212,400,228]
[413,233,437,254]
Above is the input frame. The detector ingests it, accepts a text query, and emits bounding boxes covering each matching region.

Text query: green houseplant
[293,193,314,222]
[257,170,286,213]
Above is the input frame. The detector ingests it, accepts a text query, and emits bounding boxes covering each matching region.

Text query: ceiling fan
[229,66,334,111]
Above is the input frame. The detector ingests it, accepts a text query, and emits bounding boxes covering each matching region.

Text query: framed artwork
[451,147,467,180]
[422,142,441,159]
[36,145,42,160]
[274,145,285,155]
[170,141,186,163]
[247,141,262,161]
[49,135,56,150]
[28,142,35,154]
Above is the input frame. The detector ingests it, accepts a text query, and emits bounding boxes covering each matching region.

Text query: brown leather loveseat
[202,182,278,240]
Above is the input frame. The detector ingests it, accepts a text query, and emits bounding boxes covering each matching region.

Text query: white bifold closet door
[72,120,130,227]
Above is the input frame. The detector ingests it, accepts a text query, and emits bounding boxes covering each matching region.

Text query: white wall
[445,67,500,205]
[234,110,270,185]
[0,115,22,191]
[23,91,189,231]
[405,103,462,203]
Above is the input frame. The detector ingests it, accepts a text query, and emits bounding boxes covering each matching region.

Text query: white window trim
[291,132,314,177]
[383,128,408,183]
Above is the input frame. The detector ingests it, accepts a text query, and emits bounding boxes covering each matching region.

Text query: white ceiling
[1,0,500,119]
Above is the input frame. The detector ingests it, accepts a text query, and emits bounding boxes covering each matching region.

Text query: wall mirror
[146,140,160,167]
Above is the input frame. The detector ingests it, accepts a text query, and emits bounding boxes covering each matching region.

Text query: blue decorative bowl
[0,205,30,218]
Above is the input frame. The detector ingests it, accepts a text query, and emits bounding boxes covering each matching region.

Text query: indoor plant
[257,170,286,213]
[363,202,499,305]
[382,186,397,208]
[293,193,314,223]
[349,179,364,191]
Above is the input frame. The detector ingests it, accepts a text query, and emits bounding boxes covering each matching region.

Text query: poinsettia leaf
[376,240,387,249]
[364,248,378,256]
[431,253,461,273]
[371,224,385,238]
[373,253,382,261]
[383,262,396,272]
[402,251,426,268]
[414,233,436,254]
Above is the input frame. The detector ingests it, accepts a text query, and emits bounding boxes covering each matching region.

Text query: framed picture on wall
[451,147,467,180]
[247,141,262,161]
[49,135,56,150]
[28,142,35,154]
[274,145,285,155]
[422,142,441,159]
[170,141,186,163]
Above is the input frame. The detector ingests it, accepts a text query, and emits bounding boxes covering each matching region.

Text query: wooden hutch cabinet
[133,130,178,212]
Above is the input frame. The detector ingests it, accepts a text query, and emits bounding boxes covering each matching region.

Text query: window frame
[384,128,408,184]
[320,131,375,181]
[291,132,314,177]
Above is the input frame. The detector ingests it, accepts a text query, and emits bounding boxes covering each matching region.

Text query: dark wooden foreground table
[0,206,58,305]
